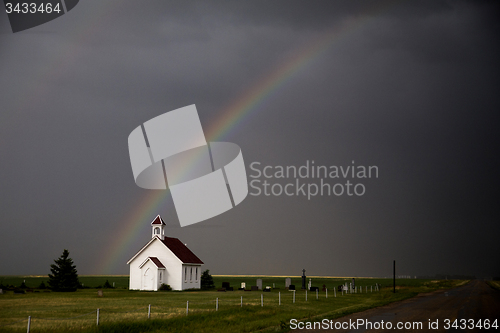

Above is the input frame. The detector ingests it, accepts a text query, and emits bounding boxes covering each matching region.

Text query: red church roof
[161,237,204,264]
[148,257,165,268]
[151,215,166,225]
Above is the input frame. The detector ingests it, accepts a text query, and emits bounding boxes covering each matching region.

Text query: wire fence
[1,285,380,332]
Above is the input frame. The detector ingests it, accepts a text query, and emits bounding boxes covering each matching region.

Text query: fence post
[148,304,151,319]
[293,290,296,303]
[186,301,189,315]
[216,298,218,311]
[326,288,328,298]
[316,289,318,300]
[306,290,308,301]
[241,296,243,307]
[27,316,31,333]
[334,288,336,297]
[261,294,263,307]
[96,309,99,326]
[279,291,281,305]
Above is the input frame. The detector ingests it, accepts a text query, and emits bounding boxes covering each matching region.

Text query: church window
[154,227,160,234]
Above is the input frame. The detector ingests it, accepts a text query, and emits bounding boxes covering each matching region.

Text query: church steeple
[151,215,166,240]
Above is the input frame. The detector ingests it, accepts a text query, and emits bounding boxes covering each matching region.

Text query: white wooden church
[127,215,204,291]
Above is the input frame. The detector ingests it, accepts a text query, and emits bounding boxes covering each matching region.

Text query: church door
[143,268,153,290]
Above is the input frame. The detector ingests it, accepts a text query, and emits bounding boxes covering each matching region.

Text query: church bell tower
[151,215,166,240]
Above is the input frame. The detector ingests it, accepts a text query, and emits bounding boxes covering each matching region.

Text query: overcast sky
[0,0,499,279]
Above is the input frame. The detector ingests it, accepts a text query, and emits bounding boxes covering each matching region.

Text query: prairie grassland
[0,276,130,289]
[0,276,465,333]
[487,280,500,291]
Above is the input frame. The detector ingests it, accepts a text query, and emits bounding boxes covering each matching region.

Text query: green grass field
[0,275,466,333]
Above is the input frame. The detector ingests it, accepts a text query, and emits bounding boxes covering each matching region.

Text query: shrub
[201,270,215,290]
[158,283,172,291]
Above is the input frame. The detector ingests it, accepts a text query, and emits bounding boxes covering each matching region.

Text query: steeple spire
[151,215,166,240]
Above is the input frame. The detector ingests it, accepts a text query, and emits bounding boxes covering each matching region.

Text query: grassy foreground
[0,276,466,333]
[486,280,500,291]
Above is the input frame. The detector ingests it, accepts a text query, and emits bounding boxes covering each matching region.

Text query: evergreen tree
[48,249,80,292]
[200,269,215,290]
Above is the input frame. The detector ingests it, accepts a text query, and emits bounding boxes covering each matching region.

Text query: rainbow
[95,2,398,274]
[97,190,170,274]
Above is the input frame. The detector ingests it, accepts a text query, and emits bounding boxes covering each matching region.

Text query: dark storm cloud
[0,0,498,278]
